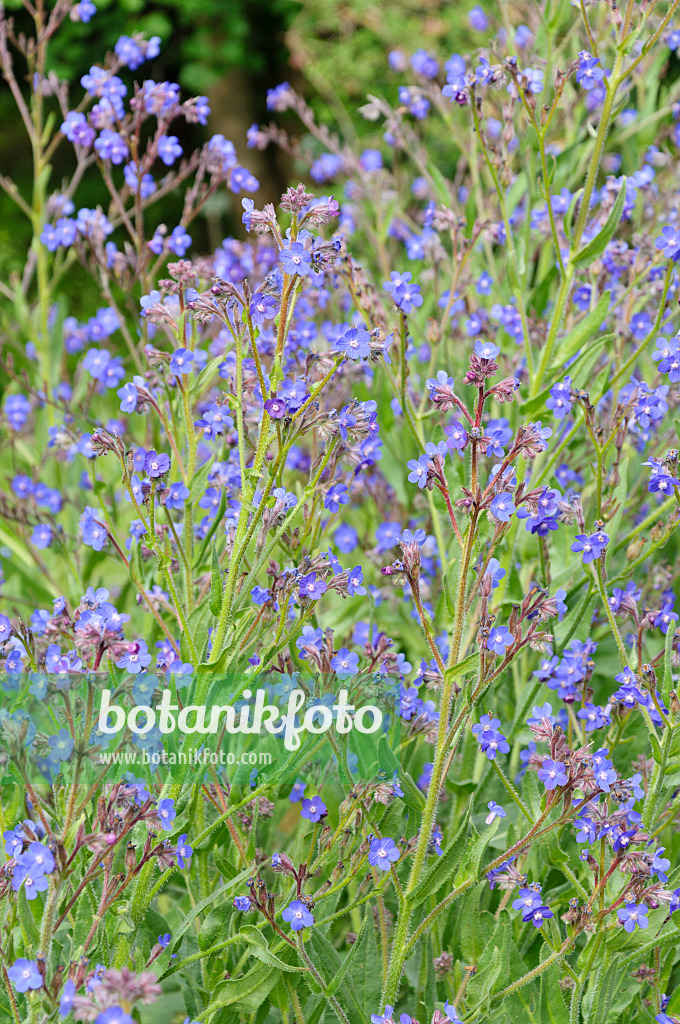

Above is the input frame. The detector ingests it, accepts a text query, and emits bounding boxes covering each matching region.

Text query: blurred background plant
[0,0,509,289]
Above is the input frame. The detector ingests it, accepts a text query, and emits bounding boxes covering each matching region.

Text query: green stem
[490,758,533,825]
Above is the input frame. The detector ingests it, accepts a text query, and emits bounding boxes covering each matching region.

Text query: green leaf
[650,730,663,764]
[349,915,382,1010]
[604,457,629,569]
[664,619,677,694]
[198,902,231,952]
[425,160,451,206]
[377,735,425,813]
[17,886,40,952]
[193,486,227,569]
[540,963,569,1023]
[209,539,223,616]
[421,935,437,1023]
[466,939,503,1007]
[307,929,369,1024]
[447,651,480,682]
[582,952,623,1024]
[442,556,457,618]
[205,962,278,1013]
[327,914,380,1008]
[460,817,500,882]
[155,871,251,973]
[188,459,213,505]
[563,187,583,245]
[554,291,611,365]
[410,799,472,907]
[240,925,305,971]
[572,179,626,268]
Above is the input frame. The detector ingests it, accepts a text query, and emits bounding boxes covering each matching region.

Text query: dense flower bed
[3,1,680,1022]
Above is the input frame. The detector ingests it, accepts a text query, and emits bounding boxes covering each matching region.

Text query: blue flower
[490,492,515,522]
[571,532,608,564]
[486,625,514,656]
[157,134,183,166]
[523,903,553,927]
[617,902,649,932]
[169,348,194,376]
[48,728,74,762]
[368,836,400,871]
[336,326,371,359]
[282,900,314,930]
[655,225,680,260]
[485,801,506,824]
[280,242,312,276]
[176,834,193,869]
[157,798,177,831]
[301,795,327,822]
[537,758,568,790]
[575,51,605,90]
[7,959,42,992]
[289,778,306,802]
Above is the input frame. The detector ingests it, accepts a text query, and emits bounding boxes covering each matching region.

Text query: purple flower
[575,51,605,90]
[546,378,573,419]
[331,648,359,677]
[168,225,192,256]
[157,798,176,831]
[22,841,55,876]
[157,134,183,166]
[32,523,52,549]
[383,270,423,312]
[165,482,190,509]
[617,902,649,932]
[486,625,513,656]
[301,795,327,822]
[80,508,107,551]
[655,225,680,261]
[490,492,515,522]
[595,763,618,793]
[143,450,171,478]
[571,532,608,564]
[94,129,128,163]
[347,566,367,596]
[652,847,671,883]
[485,801,507,824]
[62,110,95,147]
[445,420,469,451]
[13,866,49,899]
[298,572,327,600]
[280,241,312,276]
[469,4,489,30]
[264,395,287,419]
[7,959,42,993]
[289,778,306,802]
[233,895,252,911]
[513,887,543,913]
[523,904,553,927]
[537,758,568,790]
[59,978,76,1016]
[95,1010,134,1024]
[4,393,31,429]
[368,836,400,871]
[115,640,151,674]
[336,326,371,359]
[282,900,314,931]
[169,349,194,376]
[176,834,193,868]
[249,293,277,324]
